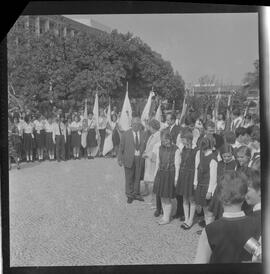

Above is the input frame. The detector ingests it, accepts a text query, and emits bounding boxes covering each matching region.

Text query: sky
[64,13,258,85]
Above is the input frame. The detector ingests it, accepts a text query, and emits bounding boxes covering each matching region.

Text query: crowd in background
[8,103,261,263]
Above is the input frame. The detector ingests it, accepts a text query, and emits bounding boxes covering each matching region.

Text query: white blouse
[88,118,97,129]
[34,120,45,133]
[98,117,108,130]
[45,121,54,133]
[70,121,81,131]
[23,123,34,134]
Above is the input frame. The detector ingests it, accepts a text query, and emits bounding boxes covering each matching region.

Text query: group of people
[117,110,261,263]
[8,106,121,170]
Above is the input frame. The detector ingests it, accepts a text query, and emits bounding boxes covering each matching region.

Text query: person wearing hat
[141,119,161,199]
[118,117,147,203]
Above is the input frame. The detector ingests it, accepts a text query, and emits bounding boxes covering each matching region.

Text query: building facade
[13,15,103,39]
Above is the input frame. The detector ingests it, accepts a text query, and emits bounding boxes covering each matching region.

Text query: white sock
[183,202,189,223]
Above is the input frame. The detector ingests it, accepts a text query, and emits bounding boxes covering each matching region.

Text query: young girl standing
[70,115,82,159]
[194,134,218,232]
[45,116,55,161]
[153,131,181,225]
[23,115,34,162]
[208,143,237,221]
[176,129,197,230]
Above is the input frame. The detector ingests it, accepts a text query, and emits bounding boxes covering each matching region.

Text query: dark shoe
[172,213,180,220]
[198,220,206,228]
[154,210,162,217]
[133,195,144,202]
[180,216,185,222]
[182,223,194,230]
[196,230,203,235]
[127,197,133,204]
[17,165,20,170]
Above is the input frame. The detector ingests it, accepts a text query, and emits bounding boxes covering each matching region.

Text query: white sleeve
[193,150,200,186]
[174,149,181,181]
[207,159,218,194]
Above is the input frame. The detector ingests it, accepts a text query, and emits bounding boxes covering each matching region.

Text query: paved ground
[9,158,200,266]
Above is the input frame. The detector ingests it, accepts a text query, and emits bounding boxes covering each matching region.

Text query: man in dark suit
[118,117,147,204]
[166,113,184,221]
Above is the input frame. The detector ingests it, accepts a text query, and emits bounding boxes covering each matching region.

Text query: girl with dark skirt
[13,117,23,163]
[8,118,20,170]
[86,112,98,159]
[45,116,55,160]
[70,115,82,159]
[153,131,181,225]
[22,115,34,162]
[34,114,46,161]
[194,134,218,231]
[194,171,259,263]
[208,143,237,221]
[176,129,197,230]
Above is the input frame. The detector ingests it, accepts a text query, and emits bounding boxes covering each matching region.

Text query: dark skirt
[194,184,210,207]
[208,189,223,219]
[12,135,22,157]
[35,130,46,149]
[71,131,81,148]
[87,129,97,147]
[153,169,176,199]
[23,133,33,152]
[46,132,54,151]
[112,129,120,147]
[176,168,195,198]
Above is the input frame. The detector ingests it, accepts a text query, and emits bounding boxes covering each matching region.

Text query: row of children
[138,112,260,263]
[8,108,121,170]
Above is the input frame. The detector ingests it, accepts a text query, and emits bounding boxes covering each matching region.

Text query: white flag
[93,93,99,129]
[141,91,155,126]
[81,99,88,148]
[119,90,132,131]
[155,102,162,122]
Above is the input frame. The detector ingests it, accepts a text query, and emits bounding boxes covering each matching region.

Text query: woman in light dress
[141,119,161,200]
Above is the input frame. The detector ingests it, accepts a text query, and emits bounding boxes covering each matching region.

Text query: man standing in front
[118,117,146,204]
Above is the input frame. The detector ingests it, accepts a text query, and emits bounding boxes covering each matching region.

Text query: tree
[8,17,186,114]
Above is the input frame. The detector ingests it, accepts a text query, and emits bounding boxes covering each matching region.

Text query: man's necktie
[59,123,62,135]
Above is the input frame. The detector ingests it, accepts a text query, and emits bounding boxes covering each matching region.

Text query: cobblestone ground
[9,158,200,266]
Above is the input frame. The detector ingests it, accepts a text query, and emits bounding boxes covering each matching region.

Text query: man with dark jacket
[118,117,147,203]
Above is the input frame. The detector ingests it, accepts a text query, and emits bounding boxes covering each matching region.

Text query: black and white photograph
[2,1,268,272]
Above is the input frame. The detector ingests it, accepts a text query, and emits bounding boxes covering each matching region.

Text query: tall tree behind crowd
[7,17,185,113]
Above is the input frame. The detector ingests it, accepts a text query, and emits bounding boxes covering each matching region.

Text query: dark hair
[224,131,236,144]
[236,145,252,158]
[245,126,254,136]
[200,134,216,151]
[233,109,241,117]
[247,169,260,191]
[218,113,225,120]
[170,113,176,122]
[218,171,248,205]
[220,143,233,155]
[180,128,193,141]
[89,111,93,115]
[235,127,247,138]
